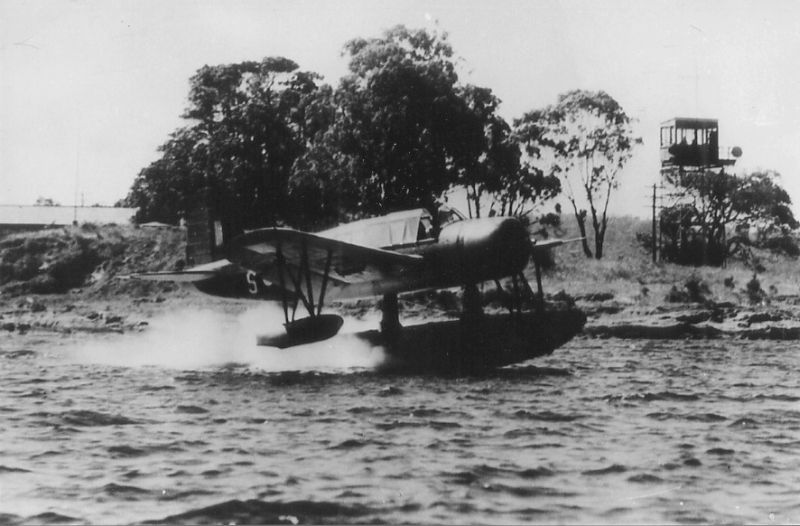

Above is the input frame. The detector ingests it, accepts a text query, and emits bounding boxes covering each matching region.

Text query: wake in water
[68,303,387,372]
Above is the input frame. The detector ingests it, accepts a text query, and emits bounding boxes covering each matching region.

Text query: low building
[0,205,137,237]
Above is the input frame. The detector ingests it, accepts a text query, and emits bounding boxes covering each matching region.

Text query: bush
[745,273,766,304]
[666,275,710,303]
[635,230,653,254]
[762,234,800,257]
[47,243,101,292]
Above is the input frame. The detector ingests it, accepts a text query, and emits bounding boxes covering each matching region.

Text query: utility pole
[73,143,80,225]
[652,183,658,262]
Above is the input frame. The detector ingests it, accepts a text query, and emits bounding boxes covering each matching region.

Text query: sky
[2,0,800,218]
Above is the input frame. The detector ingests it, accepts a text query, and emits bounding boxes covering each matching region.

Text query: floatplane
[135,206,585,371]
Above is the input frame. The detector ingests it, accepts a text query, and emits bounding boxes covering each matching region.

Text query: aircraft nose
[488,217,531,274]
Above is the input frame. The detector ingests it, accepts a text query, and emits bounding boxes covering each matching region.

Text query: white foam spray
[68,303,387,372]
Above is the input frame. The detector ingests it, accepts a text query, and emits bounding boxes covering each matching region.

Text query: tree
[34,197,59,206]
[320,26,482,217]
[125,27,562,232]
[515,90,641,258]
[125,57,328,229]
[661,169,798,265]
[450,85,513,218]
[124,127,207,224]
[486,163,561,219]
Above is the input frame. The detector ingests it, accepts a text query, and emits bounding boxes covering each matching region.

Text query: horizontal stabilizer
[132,270,220,283]
[131,259,240,282]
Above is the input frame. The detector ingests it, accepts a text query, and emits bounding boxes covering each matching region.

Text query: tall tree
[324,26,479,216]
[125,127,207,224]
[126,57,327,229]
[515,90,641,258]
[454,85,522,219]
[125,28,562,232]
[486,162,561,219]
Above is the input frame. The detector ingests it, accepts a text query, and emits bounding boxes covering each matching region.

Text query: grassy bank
[2,217,800,341]
[1,217,798,309]
[539,216,800,307]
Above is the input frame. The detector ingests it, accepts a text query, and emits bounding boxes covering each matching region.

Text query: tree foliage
[124,26,562,232]
[515,90,641,258]
[660,169,798,265]
[34,197,60,207]
[126,57,322,228]
[324,26,478,216]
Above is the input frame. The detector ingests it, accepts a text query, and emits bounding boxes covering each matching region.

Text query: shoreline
[5,285,800,348]
[3,219,800,351]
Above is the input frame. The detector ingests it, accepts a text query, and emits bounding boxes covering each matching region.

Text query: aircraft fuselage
[187,215,531,303]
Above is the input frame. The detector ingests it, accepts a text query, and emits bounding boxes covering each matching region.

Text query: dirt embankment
[2,220,800,342]
[0,224,198,336]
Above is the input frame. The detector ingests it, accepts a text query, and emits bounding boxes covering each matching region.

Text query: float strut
[380,292,401,338]
[462,283,483,323]
[533,261,545,313]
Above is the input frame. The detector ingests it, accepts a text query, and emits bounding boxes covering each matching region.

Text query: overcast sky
[2,0,799,217]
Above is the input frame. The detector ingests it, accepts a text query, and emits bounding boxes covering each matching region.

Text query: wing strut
[317,248,333,316]
[301,242,316,316]
[274,238,337,323]
[284,262,308,319]
[276,239,290,324]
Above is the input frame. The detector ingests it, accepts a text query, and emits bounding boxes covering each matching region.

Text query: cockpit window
[437,205,466,227]
[417,216,434,241]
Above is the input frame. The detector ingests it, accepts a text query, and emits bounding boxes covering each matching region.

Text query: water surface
[1,317,798,524]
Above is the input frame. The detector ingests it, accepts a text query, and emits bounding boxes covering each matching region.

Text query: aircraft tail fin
[185,204,227,265]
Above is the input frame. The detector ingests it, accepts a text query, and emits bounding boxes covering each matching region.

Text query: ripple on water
[602,390,701,403]
[627,473,664,484]
[28,410,144,427]
[442,463,557,487]
[512,409,585,422]
[102,483,151,499]
[0,465,31,474]
[147,499,376,525]
[20,512,84,525]
[582,464,627,476]
[0,350,38,359]
[646,411,728,423]
[175,405,209,414]
[3,335,800,524]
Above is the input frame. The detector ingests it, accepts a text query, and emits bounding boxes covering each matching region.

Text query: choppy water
[1,307,799,524]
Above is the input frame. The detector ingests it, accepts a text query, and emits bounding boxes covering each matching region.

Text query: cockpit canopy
[320,206,467,250]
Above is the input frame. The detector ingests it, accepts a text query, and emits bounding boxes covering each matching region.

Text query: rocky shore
[4,284,800,349]
[577,293,800,340]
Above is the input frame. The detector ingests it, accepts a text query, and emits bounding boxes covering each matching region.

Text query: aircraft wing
[227,228,425,299]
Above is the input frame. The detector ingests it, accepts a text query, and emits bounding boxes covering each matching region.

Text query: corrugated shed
[0,205,136,226]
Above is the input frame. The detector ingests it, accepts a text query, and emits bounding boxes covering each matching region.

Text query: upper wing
[227,228,424,299]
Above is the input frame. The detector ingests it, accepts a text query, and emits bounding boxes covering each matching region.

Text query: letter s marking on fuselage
[246,271,258,294]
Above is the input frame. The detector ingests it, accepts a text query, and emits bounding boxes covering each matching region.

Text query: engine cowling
[427,216,531,284]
